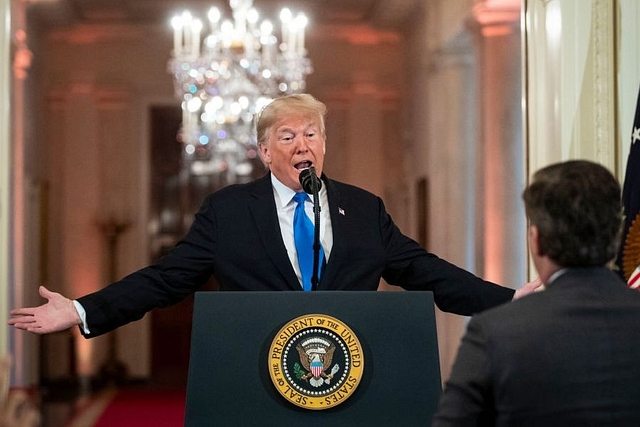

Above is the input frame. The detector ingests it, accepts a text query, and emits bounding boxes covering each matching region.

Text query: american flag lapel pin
[338,207,345,216]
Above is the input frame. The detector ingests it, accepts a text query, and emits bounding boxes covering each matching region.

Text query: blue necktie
[293,192,324,291]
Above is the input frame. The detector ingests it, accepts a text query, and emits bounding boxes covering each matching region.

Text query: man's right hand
[7,286,81,334]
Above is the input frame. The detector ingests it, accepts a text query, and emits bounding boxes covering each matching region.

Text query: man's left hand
[513,277,543,300]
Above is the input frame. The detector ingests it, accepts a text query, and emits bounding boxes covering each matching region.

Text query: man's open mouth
[295,161,312,170]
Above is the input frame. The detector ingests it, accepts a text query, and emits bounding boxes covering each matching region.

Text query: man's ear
[258,143,271,165]
[529,225,543,256]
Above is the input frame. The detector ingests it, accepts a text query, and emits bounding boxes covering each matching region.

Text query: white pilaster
[473,0,527,287]
[0,0,10,366]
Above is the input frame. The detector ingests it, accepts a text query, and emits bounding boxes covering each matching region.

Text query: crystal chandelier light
[168,0,313,183]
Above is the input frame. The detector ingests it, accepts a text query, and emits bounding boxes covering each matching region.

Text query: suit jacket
[432,267,640,427]
[78,173,513,337]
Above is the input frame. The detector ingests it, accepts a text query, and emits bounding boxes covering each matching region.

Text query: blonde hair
[256,94,327,144]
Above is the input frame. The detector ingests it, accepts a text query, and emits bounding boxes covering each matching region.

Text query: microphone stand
[300,167,323,291]
[310,173,321,291]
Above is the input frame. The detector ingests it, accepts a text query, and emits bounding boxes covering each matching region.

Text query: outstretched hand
[513,277,544,300]
[8,286,81,334]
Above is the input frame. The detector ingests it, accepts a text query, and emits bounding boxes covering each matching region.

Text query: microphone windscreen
[299,167,322,194]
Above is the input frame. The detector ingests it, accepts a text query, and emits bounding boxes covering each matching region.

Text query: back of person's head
[522,160,622,267]
[256,93,327,144]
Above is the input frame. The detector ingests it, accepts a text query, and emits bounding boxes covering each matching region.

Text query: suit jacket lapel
[318,176,346,290]
[248,173,301,291]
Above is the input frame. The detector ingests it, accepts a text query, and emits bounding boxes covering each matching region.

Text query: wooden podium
[185,291,442,426]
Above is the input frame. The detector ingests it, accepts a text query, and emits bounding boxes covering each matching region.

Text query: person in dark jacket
[432,160,640,427]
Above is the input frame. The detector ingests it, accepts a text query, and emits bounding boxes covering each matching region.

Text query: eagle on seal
[296,340,338,387]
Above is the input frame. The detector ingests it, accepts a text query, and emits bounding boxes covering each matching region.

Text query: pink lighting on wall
[473,0,521,37]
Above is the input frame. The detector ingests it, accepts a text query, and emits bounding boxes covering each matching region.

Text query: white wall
[525,0,618,174]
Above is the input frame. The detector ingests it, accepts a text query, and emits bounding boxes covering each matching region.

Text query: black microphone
[299,167,322,194]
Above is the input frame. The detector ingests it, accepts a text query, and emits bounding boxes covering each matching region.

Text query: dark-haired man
[433,160,640,426]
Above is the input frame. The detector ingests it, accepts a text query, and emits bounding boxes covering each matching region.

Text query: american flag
[616,84,640,286]
[629,266,640,289]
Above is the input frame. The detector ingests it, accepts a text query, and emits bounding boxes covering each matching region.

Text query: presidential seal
[268,314,364,410]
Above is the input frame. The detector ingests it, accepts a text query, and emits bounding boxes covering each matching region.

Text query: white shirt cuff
[72,300,91,334]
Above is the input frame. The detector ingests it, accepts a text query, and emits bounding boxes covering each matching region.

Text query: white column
[0,0,10,364]
[46,83,109,387]
[424,37,479,382]
[473,0,527,288]
[96,88,150,379]
[8,0,42,388]
[44,84,151,384]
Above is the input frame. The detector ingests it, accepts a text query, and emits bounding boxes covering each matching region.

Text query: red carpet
[93,388,186,427]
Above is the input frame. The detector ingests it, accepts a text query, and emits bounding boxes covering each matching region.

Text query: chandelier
[168,0,313,183]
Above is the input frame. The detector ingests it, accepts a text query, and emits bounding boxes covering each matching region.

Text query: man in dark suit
[8,94,538,337]
[432,160,640,426]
